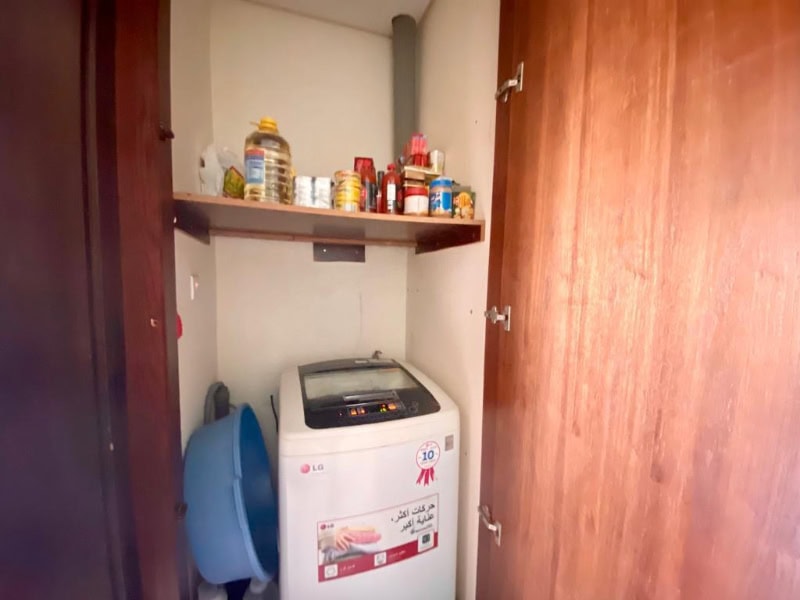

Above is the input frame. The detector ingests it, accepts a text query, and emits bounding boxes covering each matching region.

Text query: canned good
[336,197,360,212]
[403,184,429,216]
[334,170,361,212]
[453,190,475,219]
[429,177,453,217]
[294,175,332,208]
[334,170,361,184]
[404,194,429,216]
[429,178,453,216]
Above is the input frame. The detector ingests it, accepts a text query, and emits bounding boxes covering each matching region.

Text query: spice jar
[334,170,361,212]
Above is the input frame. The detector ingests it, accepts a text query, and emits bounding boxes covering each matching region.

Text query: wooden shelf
[173,193,485,254]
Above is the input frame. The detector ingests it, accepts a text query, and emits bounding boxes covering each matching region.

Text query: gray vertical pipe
[392,15,417,159]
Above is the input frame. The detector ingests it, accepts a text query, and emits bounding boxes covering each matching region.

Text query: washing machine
[278,358,459,600]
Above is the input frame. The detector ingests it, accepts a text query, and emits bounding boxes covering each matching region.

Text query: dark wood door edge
[476,0,518,597]
[116,0,187,596]
[83,0,142,596]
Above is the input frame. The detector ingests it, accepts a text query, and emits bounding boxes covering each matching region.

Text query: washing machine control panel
[298,359,440,429]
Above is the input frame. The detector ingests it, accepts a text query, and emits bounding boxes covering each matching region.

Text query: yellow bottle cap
[257,117,278,132]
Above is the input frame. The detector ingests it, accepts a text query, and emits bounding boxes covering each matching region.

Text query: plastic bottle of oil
[244,117,292,203]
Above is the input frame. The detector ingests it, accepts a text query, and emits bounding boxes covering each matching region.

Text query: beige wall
[171,0,213,192]
[409,1,500,598]
[206,0,407,457]
[174,233,219,449]
[172,0,406,450]
[209,0,393,176]
[214,238,407,469]
[171,0,219,449]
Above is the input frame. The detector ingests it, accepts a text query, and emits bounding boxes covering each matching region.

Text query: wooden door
[116,0,188,596]
[0,0,187,597]
[0,0,138,597]
[478,1,800,598]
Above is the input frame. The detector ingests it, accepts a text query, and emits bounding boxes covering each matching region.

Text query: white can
[404,194,429,216]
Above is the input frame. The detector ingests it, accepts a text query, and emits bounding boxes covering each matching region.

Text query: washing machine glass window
[303,367,417,400]
[298,359,441,429]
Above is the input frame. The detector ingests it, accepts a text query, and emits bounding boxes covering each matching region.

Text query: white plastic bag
[199,146,245,198]
[199,145,223,196]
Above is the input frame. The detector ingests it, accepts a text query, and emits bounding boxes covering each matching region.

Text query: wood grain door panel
[478,1,800,598]
[0,0,136,596]
[116,0,186,596]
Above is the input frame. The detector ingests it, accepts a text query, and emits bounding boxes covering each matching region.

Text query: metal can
[294,176,333,208]
[403,183,429,216]
[429,177,453,217]
[334,170,361,212]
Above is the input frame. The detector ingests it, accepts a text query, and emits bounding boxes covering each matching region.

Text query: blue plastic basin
[183,405,278,584]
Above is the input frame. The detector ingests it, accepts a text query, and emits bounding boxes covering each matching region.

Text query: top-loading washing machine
[278,358,459,600]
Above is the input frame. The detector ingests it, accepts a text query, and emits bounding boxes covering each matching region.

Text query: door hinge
[495,62,524,103]
[484,305,511,332]
[478,505,502,546]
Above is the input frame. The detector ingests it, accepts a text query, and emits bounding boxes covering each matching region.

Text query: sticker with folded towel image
[317,493,439,582]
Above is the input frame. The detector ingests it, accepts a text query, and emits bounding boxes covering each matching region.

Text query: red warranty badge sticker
[416,441,440,486]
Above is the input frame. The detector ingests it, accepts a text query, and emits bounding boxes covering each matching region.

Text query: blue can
[429,177,454,217]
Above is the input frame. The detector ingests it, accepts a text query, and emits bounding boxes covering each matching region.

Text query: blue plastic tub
[183,405,278,584]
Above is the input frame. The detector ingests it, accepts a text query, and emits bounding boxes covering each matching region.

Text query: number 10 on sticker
[416,441,440,486]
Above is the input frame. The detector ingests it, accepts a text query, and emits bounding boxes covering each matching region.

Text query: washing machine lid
[298,358,440,429]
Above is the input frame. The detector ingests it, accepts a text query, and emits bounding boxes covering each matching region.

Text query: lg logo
[300,463,325,474]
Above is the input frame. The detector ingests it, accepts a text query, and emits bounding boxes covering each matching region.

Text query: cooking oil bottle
[244,117,292,203]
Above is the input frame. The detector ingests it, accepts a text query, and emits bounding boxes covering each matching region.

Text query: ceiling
[248,0,432,36]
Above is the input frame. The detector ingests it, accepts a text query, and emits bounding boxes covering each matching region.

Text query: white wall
[172,0,406,452]
[174,233,219,449]
[209,0,393,176]
[409,1,500,598]
[215,238,407,468]
[205,0,407,457]
[171,0,219,449]
[171,0,213,193]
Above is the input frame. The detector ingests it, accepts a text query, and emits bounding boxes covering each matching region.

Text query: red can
[354,157,377,212]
